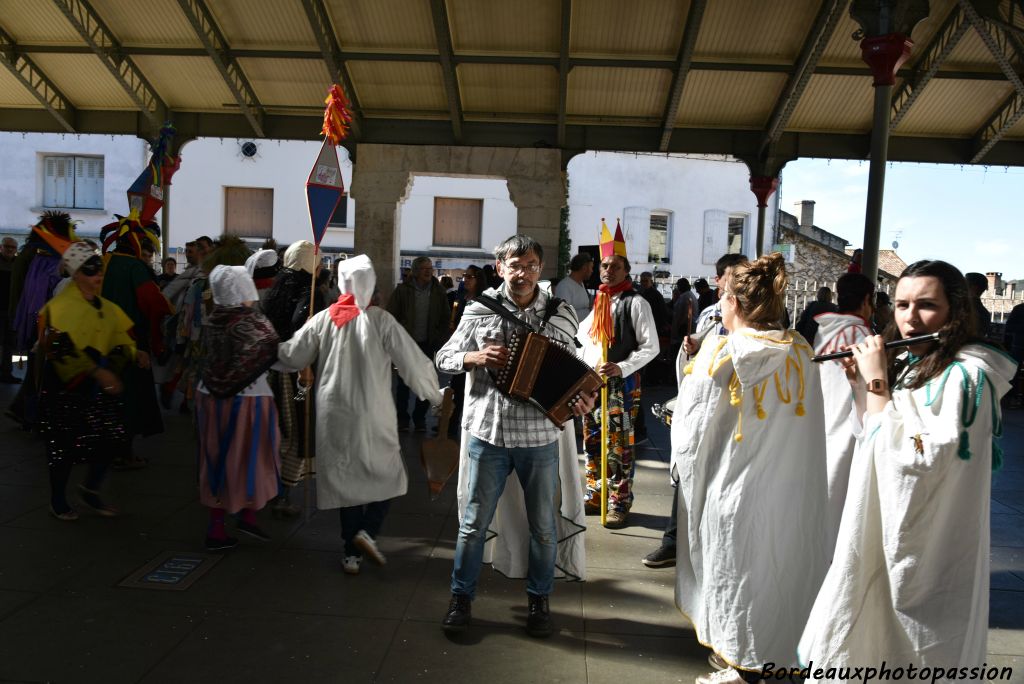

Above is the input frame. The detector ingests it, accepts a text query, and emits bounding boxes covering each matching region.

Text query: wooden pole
[600,341,608,527]
[303,245,319,522]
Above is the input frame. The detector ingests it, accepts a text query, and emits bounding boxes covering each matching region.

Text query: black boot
[526,593,552,638]
[442,593,472,633]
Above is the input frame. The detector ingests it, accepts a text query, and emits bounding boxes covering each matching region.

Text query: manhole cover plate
[118,552,222,591]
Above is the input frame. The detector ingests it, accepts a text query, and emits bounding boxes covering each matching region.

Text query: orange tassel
[321,84,353,145]
[589,290,615,346]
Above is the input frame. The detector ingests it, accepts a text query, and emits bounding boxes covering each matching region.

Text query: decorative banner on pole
[306,85,352,248]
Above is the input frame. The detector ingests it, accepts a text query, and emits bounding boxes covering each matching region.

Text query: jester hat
[600,218,627,259]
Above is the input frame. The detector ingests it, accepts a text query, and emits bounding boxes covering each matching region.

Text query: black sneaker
[642,545,677,568]
[205,535,239,552]
[236,521,271,542]
[526,593,552,638]
[442,593,472,633]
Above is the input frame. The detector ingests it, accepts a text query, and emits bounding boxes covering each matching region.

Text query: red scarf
[588,279,633,346]
[328,293,361,329]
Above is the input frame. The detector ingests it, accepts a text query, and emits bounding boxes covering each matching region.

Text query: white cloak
[455,371,587,581]
[277,256,442,509]
[799,345,1017,676]
[813,312,873,556]
[674,329,829,670]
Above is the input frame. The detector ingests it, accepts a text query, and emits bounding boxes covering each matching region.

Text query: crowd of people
[2,207,1021,681]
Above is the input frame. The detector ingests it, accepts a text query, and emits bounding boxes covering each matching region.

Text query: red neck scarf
[328,293,361,329]
[589,279,633,346]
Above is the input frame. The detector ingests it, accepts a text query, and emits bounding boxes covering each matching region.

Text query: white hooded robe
[813,312,873,556]
[277,255,442,509]
[798,345,1017,676]
[674,329,829,671]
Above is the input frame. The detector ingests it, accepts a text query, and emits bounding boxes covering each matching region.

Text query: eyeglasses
[463,274,478,279]
[503,262,541,274]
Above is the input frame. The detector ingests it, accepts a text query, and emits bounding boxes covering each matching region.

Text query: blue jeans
[451,435,559,599]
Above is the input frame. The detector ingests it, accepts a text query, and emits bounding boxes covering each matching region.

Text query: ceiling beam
[658,0,707,152]
[557,0,571,148]
[960,0,1024,162]
[0,25,76,132]
[762,0,849,149]
[50,0,167,128]
[890,4,969,131]
[429,0,463,143]
[175,0,264,137]
[11,42,1018,81]
[300,0,362,140]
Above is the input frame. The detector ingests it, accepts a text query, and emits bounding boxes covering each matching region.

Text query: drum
[651,396,676,426]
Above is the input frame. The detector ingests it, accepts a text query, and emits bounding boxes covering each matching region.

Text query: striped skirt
[196,393,281,514]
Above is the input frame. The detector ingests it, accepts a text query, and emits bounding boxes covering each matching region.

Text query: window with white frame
[727,215,746,254]
[648,211,671,263]
[43,155,104,209]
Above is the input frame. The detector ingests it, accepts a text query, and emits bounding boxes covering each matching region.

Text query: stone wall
[350,144,564,304]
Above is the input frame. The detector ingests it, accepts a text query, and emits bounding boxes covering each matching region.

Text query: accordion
[493,328,604,427]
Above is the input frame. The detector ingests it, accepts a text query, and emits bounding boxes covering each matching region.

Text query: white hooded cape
[674,329,829,670]
[798,344,1017,676]
[277,255,442,509]
[813,312,873,556]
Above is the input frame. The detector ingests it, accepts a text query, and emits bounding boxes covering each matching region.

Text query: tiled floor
[1,377,1022,683]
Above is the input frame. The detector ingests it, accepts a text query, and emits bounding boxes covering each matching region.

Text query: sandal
[78,485,121,518]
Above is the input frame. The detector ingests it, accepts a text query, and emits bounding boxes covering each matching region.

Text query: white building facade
[0,132,147,240]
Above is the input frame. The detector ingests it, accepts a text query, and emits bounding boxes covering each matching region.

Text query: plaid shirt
[436,285,578,448]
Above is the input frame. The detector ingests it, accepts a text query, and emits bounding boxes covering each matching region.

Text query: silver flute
[811,332,941,363]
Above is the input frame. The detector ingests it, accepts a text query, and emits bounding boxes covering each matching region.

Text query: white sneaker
[353,529,386,566]
[708,652,730,671]
[695,667,747,684]
[342,555,362,575]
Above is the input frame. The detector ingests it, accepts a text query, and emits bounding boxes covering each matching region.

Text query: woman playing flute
[799,260,1017,676]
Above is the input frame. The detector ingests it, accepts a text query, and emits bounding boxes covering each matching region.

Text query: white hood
[726,328,808,388]
[957,343,1018,397]
[337,255,375,310]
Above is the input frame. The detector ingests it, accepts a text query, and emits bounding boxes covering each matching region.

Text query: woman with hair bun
[673,252,829,684]
[799,260,1016,675]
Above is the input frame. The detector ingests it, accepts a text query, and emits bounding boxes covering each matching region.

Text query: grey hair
[411,255,433,269]
[493,235,543,263]
[568,252,592,271]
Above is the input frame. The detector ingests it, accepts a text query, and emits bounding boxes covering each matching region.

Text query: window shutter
[75,157,104,209]
[224,187,274,238]
[702,209,728,265]
[44,156,74,208]
[433,198,482,248]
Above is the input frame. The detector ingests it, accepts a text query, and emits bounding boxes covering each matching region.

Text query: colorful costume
[575,223,658,514]
[799,345,1016,675]
[674,329,828,672]
[11,212,77,353]
[196,266,281,517]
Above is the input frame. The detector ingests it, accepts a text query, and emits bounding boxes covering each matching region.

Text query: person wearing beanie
[195,265,281,551]
[37,242,137,520]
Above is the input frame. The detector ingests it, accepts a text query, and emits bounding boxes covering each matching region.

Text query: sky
[777,158,1024,282]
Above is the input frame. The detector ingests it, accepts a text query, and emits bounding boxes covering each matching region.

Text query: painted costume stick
[303,84,352,519]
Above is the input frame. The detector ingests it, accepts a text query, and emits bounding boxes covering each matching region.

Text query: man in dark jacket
[387,256,450,430]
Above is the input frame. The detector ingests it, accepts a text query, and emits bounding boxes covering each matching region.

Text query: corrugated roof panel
[89,0,201,47]
[28,53,139,109]
[568,67,671,119]
[1007,110,1024,140]
[346,60,447,112]
[459,64,557,115]
[207,0,318,50]
[676,70,788,129]
[0,68,46,107]
[944,28,1006,71]
[329,0,437,53]
[786,74,874,133]
[893,78,1013,136]
[571,0,687,60]
[448,0,560,56]
[237,58,331,107]
[0,0,82,44]
[694,0,817,63]
[131,56,233,111]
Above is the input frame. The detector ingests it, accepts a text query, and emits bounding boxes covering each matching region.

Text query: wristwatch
[866,377,888,394]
